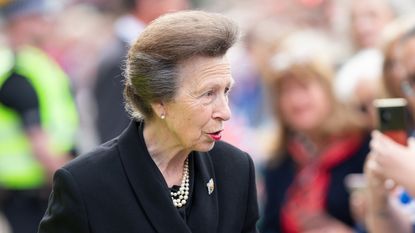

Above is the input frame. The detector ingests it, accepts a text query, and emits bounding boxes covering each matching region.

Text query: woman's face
[277,77,331,133]
[402,37,415,79]
[384,42,406,98]
[163,56,233,152]
[401,37,415,111]
[350,0,392,49]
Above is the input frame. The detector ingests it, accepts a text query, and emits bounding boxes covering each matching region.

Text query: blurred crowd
[2,0,415,232]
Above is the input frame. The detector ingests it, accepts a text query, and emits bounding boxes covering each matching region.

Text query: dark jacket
[93,37,130,143]
[38,121,259,233]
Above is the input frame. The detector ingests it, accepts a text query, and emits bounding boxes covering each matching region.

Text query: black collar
[117,121,219,233]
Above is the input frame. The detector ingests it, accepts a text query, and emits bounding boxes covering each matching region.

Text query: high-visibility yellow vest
[0,45,79,189]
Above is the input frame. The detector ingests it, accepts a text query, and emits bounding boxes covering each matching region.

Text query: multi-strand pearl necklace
[171,158,190,208]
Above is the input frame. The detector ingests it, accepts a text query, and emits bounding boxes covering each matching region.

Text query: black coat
[38,121,259,233]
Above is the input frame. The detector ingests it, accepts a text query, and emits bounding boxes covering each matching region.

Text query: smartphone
[373,98,408,145]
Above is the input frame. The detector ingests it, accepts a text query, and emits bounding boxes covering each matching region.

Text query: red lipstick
[208,130,223,141]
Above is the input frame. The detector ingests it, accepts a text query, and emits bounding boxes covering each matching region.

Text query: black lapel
[187,151,219,233]
[117,121,191,233]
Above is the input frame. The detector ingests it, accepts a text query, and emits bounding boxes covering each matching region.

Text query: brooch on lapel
[206,178,214,195]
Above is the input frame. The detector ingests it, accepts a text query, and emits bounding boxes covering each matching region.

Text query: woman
[38,11,259,233]
[364,25,415,233]
[259,31,370,233]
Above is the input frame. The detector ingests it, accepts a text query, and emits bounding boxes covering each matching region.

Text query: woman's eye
[200,90,216,105]
[205,90,215,97]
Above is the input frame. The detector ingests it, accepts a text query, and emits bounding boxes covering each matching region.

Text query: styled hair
[124,10,238,120]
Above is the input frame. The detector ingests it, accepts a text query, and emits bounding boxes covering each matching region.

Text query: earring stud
[161,114,165,119]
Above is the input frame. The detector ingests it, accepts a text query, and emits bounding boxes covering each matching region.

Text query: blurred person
[351,15,415,129]
[38,11,259,233]
[381,36,407,99]
[334,54,384,112]
[47,4,115,153]
[377,15,415,99]
[349,0,395,50]
[399,25,415,117]
[259,30,370,233]
[346,17,415,233]
[344,24,415,130]
[334,0,395,105]
[378,23,415,127]
[93,0,188,144]
[0,0,79,232]
[359,24,415,233]
[378,16,415,126]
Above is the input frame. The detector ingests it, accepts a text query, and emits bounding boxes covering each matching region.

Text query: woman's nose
[213,95,231,121]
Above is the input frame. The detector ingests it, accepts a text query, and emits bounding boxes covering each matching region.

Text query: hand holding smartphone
[373,98,408,145]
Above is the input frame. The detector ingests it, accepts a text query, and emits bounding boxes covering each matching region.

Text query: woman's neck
[143,120,189,187]
[296,131,326,153]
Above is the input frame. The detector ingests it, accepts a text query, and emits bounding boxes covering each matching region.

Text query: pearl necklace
[171,158,190,208]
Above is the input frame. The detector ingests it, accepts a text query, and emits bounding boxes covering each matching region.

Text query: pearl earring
[161,114,165,119]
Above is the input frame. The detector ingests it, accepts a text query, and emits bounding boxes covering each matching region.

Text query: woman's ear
[150,101,166,119]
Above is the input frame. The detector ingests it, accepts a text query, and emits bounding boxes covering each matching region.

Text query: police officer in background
[0,0,79,232]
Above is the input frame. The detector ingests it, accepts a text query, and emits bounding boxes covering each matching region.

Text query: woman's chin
[290,119,321,133]
[193,141,216,152]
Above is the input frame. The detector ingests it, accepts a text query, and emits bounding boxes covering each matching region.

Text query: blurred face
[400,37,415,110]
[383,42,406,97]
[277,77,331,133]
[351,0,393,49]
[140,0,189,22]
[7,14,52,49]
[159,0,189,12]
[162,56,233,152]
[402,37,415,77]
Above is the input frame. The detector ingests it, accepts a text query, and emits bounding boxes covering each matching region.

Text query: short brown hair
[124,10,239,120]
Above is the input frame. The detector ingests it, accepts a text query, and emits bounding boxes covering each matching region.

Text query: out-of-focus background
[2,0,414,160]
[2,0,415,232]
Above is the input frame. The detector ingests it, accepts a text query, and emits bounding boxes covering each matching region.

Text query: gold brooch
[206,178,214,195]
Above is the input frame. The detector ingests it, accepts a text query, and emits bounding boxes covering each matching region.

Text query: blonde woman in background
[259,30,371,233]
